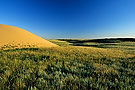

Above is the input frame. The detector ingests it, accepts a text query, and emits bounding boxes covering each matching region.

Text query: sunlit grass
[0,39,135,89]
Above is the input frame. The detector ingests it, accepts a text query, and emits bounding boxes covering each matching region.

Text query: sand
[0,24,57,49]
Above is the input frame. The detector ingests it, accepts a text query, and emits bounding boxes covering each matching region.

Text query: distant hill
[58,38,135,43]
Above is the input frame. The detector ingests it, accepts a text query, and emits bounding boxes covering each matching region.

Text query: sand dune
[0,24,57,49]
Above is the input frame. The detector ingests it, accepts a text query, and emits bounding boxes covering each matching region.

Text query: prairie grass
[0,39,135,90]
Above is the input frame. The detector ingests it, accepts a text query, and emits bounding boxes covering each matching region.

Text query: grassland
[0,39,135,90]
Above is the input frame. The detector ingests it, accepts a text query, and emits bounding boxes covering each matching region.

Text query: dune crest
[0,24,57,49]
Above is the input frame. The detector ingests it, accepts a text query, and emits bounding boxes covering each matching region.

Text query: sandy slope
[0,24,57,49]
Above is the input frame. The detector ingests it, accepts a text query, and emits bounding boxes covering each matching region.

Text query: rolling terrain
[0,38,135,89]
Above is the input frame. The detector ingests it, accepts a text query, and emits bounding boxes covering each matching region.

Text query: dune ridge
[0,24,57,49]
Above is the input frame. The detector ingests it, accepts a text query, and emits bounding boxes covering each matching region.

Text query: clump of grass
[0,41,37,51]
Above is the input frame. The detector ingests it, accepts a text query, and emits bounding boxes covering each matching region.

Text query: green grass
[0,39,135,90]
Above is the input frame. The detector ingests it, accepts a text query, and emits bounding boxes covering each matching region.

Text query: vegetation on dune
[0,39,135,90]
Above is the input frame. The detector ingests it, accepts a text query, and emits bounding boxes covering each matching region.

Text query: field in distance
[0,38,135,90]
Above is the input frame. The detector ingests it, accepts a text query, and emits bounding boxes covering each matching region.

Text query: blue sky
[0,0,135,39]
